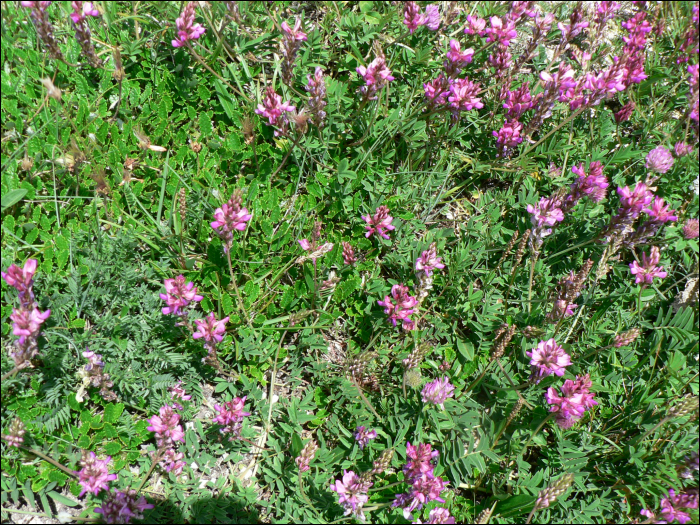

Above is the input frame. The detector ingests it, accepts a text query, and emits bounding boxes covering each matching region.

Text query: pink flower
[546,374,597,428]
[305,67,327,127]
[527,339,571,382]
[10,307,50,343]
[330,470,371,520]
[446,39,474,64]
[70,1,99,24]
[94,490,154,524]
[421,377,455,410]
[172,2,206,48]
[422,507,456,524]
[76,451,117,497]
[1,419,26,448]
[281,19,307,41]
[211,190,253,251]
[354,426,378,450]
[527,196,565,229]
[400,475,447,520]
[403,2,421,33]
[682,219,699,239]
[424,75,449,106]
[493,119,523,154]
[484,16,517,47]
[147,405,185,449]
[362,205,395,239]
[169,381,192,403]
[643,197,678,224]
[160,275,203,316]
[447,77,483,113]
[2,258,38,305]
[295,439,318,473]
[569,161,609,204]
[193,312,229,344]
[646,146,675,174]
[419,5,440,31]
[342,242,357,265]
[404,442,439,481]
[255,86,295,126]
[161,448,185,475]
[614,328,641,348]
[298,239,311,251]
[416,243,445,276]
[378,284,417,330]
[464,15,487,36]
[502,82,536,119]
[658,489,698,524]
[213,397,250,440]
[614,101,635,123]
[629,246,667,285]
[617,182,653,214]
[674,142,693,157]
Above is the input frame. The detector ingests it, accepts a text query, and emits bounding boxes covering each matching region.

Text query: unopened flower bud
[614,328,641,348]
[667,396,699,419]
[295,439,318,473]
[534,473,574,510]
[2,418,26,448]
[371,448,394,475]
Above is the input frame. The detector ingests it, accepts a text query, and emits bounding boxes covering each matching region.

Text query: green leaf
[200,112,213,137]
[103,403,124,424]
[67,393,82,411]
[337,159,356,183]
[103,442,122,455]
[1,189,27,211]
[47,490,79,507]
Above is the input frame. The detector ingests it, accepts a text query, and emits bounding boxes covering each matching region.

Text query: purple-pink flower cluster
[213,396,250,441]
[160,275,203,316]
[421,377,454,410]
[280,19,307,85]
[305,67,327,128]
[330,470,372,520]
[256,86,295,130]
[566,161,609,206]
[147,404,186,474]
[80,350,116,402]
[362,205,395,240]
[1,419,26,448]
[76,450,117,497]
[393,442,448,520]
[641,489,699,524]
[357,54,395,101]
[527,339,571,382]
[69,1,101,67]
[646,146,675,174]
[172,2,205,48]
[403,2,440,34]
[415,243,445,277]
[354,426,378,450]
[2,259,51,369]
[629,246,667,286]
[94,489,154,524]
[210,189,253,252]
[20,1,64,60]
[545,374,598,429]
[378,284,418,330]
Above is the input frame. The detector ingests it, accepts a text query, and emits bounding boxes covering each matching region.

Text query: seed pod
[510,229,531,277]
[371,448,394,475]
[497,231,520,270]
[491,323,516,361]
[667,396,699,419]
[534,473,574,511]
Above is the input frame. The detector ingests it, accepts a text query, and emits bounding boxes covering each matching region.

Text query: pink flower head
[503,82,535,119]
[421,377,455,410]
[629,246,667,285]
[354,426,378,450]
[464,15,487,36]
[646,146,675,174]
[298,239,311,251]
[21,1,51,10]
[147,405,185,448]
[10,307,51,344]
[493,119,523,154]
[403,2,421,33]
[193,312,229,344]
[484,16,517,47]
[255,86,295,126]
[160,275,203,316]
[1,419,26,448]
[281,19,307,41]
[617,182,653,214]
[172,2,206,48]
[70,1,99,24]
[94,490,154,524]
[446,39,474,65]
[674,142,693,157]
[2,258,38,305]
[658,489,698,524]
[614,101,635,123]
[404,442,440,481]
[419,5,441,31]
[569,161,609,203]
[527,339,572,382]
[213,396,250,427]
[416,243,445,276]
[546,374,597,428]
[77,451,117,497]
[643,197,678,224]
[362,205,395,239]
[378,284,417,330]
[330,470,371,520]
[211,190,253,250]
[424,75,449,106]
[447,77,483,113]
[169,381,192,403]
[342,242,357,265]
[161,448,185,475]
[683,218,699,239]
[527,196,565,229]
[357,56,395,86]
[423,507,456,524]
[399,475,447,520]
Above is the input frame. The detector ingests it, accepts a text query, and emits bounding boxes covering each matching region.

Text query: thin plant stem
[270,133,302,180]
[186,43,251,102]
[521,414,554,456]
[351,376,380,419]
[19,446,77,479]
[266,331,288,433]
[1,365,22,382]
[226,249,251,327]
[528,252,539,315]
[136,449,163,494]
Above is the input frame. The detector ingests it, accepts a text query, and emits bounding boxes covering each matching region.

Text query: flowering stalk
[356,51,394,102]
[305,67,327,128]
[77,350,116,402]
[280,19,307,85]
[146,404,186,475]
[545,374,598,428]
[69,1,101,67]
[20,2,64,60]
[171,2,205,48]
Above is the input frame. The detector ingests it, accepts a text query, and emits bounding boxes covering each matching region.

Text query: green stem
[266,332,288,432]
[1,365,22,382]
[528,252,539,315]
[136,449,163,494]
[351,376,380,420]
[521,414,554,457]
[226,249,252,327]
[19,446,77,479]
